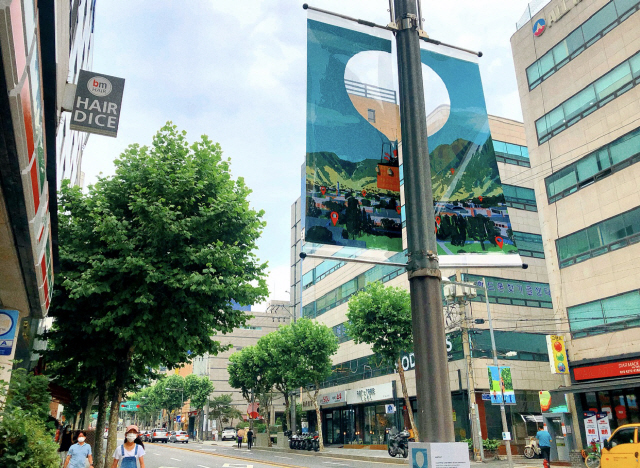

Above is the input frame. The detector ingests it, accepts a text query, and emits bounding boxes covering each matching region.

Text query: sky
[82,0,532,308]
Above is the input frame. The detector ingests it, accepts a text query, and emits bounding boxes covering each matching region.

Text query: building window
[367,109,376,123]
[493,140,530,167]
[525,0,640,90]
[239,326,262,330]
[332,323,351,343]
[512,231,545,258]
[556,206,640,268]
[535,50,640,144]
[502,184,538,211]
[568,289,640,338]
[545,126,640,203]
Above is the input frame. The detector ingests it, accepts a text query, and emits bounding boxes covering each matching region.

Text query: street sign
[176,415,181,423]
[481,393,491,401]
[120,401,141,411]
[70,70,125,137]
[0,310,19,356]
[386,404,396,414]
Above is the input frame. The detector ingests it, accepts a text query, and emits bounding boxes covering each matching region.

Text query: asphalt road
[140,440,405,468]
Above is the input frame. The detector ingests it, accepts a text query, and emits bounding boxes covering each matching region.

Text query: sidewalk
[199,440,545,466]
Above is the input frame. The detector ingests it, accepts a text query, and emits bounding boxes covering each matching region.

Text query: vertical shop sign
[596,412,611,441]
[546,335,569,374]
[71,70,125,137]
[583,411,598,445]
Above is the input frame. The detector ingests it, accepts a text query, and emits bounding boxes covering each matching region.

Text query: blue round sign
[533,18,546,37]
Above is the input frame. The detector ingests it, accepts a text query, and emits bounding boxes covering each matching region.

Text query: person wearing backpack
[111,425,146,468]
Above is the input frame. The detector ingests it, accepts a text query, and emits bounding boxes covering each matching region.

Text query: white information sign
[409,442,470,468]
[346,382,393,404]
[502,432,511,441]
[583,412,598,445]
[597,412,611,441]
[318,390,345,406]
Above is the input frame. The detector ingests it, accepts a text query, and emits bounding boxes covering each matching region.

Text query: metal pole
[415,0,424,31]
[250,388,254,431]
[394,0,454,442]
[484,278,513,468]
[290,304,297,434]
[456,272,482,461]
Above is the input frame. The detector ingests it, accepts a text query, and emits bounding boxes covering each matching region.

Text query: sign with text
[0,310,19,356]
[120,401,140,411]
[346,382,393,404]
[597,412,611,441]
[318,390,345,406]
[409,442,470,468]
[546,335,569,374]
[71,70,125,137]
[574,358,640,381]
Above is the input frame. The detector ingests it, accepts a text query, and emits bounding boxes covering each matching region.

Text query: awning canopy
[552,376,640,394]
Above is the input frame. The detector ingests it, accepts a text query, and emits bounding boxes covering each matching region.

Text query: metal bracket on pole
[407,268,441,280]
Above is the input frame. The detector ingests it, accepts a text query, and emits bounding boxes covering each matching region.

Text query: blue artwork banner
[0,309,20,356]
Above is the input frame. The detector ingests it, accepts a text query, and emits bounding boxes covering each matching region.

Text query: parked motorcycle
[388,430,410,458]
[311,431,320,452]
[524,437,541,459]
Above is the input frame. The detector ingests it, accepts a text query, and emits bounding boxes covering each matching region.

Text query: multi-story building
[292,109,564,449]
[511,0,640,447]
[0,0,95,385]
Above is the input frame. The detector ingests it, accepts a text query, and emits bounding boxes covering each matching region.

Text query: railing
[344,79,397,104]
[516,0,551,30]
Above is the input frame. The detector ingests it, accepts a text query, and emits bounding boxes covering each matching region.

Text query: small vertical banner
[546,335,570,374]
[0,310,20,356]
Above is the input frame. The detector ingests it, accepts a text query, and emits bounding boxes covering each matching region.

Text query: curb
[249,446,407,464]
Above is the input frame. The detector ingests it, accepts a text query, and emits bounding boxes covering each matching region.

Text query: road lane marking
[274,456,292,459]
[197,465,211,468]
[222,464,253,468]
[170,458,181,461]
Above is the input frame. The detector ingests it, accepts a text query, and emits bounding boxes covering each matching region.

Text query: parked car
[170,430,189,443]
[221,427,237,441]
[150,428,169,443]
[139,431,150,442]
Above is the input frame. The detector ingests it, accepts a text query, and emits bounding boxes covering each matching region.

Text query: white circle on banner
[0,313,13,335]
[87,76,113,97]
[415,450,425,467]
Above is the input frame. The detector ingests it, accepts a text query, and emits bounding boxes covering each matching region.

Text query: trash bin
[555,437,569,461]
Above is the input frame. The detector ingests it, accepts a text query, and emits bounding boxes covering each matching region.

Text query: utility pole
[394,0,454,442]
[455,271,484,461]
[483,278,514,468]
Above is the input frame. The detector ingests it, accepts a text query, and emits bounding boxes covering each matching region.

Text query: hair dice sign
[71,70,125,137]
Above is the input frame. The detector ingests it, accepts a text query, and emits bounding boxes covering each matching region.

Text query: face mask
[78,437,86,443]
[126,434,137,442]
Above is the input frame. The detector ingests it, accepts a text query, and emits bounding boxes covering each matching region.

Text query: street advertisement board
[596,412,611,441]
[0,310,19,356]
[317,390,345,406]
[487,366,516,405]
[304,11,521,267]
[583,411,598,444]
[409,442,470,468]
[546,335,570,374]
[574,358,640,380]
[71,70,125,137]
[119,401,141,411]
[539,390,568,413]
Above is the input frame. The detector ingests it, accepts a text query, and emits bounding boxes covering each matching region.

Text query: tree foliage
[346,282,418,440]
[208,394,242,432]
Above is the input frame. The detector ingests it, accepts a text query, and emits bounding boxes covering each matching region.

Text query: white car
[221,427,237,440]
[170,430,189,443]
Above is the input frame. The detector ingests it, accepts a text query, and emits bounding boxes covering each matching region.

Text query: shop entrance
[542,413,574,462]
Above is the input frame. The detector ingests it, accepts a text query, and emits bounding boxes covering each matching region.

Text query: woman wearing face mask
[63,431,94,468]
[111,425,146,468]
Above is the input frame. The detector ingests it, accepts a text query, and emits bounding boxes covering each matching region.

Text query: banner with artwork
[304,11,521,265]
[488,365,516,405]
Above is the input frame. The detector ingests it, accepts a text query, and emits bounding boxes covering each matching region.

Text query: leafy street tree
[227,346,275,445]
[279,319,338,451]
[346,282,419,441]
[46,123,267,466]
[208,394,242,436]
[185,374,215,437]
[255,332,295,430]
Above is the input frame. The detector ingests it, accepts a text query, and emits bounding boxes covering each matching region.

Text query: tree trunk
[283,393,290,432]
[104,391,122,467]
[82,390,95,430]
[306,386,323,451]
[94,382,109,468]
[397,357,419,442]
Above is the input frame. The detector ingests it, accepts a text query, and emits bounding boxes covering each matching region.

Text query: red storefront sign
[574,359,640,381]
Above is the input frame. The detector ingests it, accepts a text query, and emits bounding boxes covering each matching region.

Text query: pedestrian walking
[237,427,245,448]
[246,428,253,450]
[58,425,73,466]
[62,431,94,468]
[111,425,146,468]
[536,425,552,462]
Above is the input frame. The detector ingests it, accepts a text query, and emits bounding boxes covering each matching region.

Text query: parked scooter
[524,437,541,459]
[304,431,320,452]
[387,430,411,458]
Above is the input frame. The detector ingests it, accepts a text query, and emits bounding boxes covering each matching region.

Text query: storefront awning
[552,376,640,394]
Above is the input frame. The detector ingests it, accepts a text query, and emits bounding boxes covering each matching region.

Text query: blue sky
[81,0,531,307]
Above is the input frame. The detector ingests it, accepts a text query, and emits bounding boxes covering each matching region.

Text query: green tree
[185,374,214,437]
[208,394,242,435]
[151,374,186,427]
[466,215,499,250]
[279,319,338,450]
[48,123,267,466]
[346,282,419,440]
[5,368,51,423]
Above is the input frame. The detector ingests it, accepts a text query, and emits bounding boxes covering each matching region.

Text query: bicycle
[581,441,601,468]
